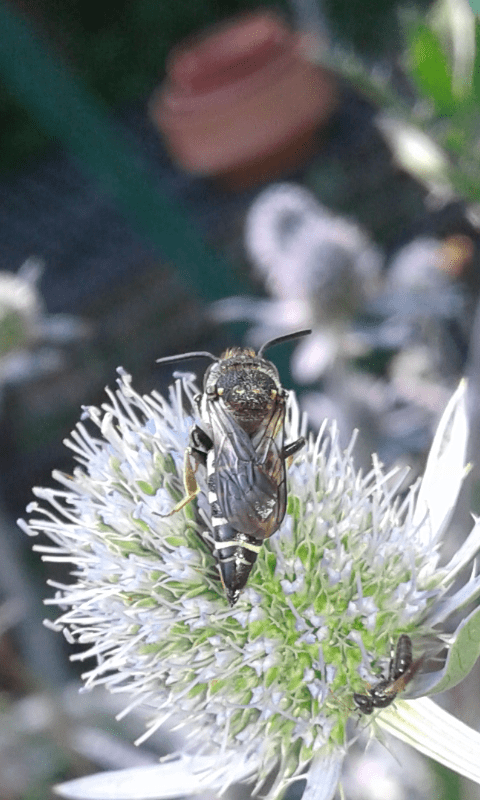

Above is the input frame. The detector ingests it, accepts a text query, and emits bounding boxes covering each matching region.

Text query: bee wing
[250,397,287,530]
[251,394,286,463]
[208,397,287,539]
[389,655,425,695]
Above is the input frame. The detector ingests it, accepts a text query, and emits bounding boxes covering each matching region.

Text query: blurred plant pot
[149,11,338,190]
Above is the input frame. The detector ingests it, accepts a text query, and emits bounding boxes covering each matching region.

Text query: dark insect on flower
[156,330,311,605]
[353,634,424,715]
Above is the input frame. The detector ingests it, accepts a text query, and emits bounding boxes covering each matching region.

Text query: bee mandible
[156,329,311,605]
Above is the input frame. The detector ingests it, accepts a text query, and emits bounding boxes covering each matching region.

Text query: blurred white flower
[245,183,381,311]
[0,258,89,387]
[212,183,382,381]
[19,373,480,800]
[370,237,464,338]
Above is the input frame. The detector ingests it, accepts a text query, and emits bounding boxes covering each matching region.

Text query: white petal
[210,296,311,326]
[413,379,468,544]
[302,751,345,800]
[54,752,258,800]
[209,296,269,324]
[378,697,480,785]
[290,330,338,383]
[438,0,476,96]
[439,515,480,584]
[423,571,480,629]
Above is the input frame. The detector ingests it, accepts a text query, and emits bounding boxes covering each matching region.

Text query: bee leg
[161,425,213,517]
[283,436,305,460]
[160,447,201,516]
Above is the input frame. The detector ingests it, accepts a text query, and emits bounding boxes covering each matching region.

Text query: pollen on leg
[160,447,200,516]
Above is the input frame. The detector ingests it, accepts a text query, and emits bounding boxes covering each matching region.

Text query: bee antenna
[156,351,219,366]
[257,329,312,358]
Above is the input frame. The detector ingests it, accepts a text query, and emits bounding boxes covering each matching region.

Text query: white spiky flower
[0,258,89,388]
[19,371,480,800]
[211,183,382,381]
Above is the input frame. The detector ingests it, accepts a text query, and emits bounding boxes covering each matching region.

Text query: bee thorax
[223,383,276,425]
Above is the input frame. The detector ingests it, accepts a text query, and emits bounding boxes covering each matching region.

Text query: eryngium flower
[20,372,480,800]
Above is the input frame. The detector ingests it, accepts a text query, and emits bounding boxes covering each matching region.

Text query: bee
[353,634,424,715]
[156,329,311,605]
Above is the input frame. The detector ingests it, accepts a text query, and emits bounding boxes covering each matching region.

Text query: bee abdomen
[212,523,262,606]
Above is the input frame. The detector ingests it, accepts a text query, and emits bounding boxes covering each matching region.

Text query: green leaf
[263,551,277,578]
[188,683,207,698]
[249,619,268,639]
[110,538,152,557]
[408,24,455,113]
[473,18,480,104]
[133,518,150,533]
[165,536,186,547]
[265,667,279,687]
[427,604,480,694]
[136,480,156,495]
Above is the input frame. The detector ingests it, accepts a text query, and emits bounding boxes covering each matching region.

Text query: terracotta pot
[149,11,338,190]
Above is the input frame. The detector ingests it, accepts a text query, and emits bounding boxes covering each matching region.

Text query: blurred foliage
[0,83,51,168]
[322,0,480,206]
[41,0,285,101]
[430,756,463,800]
[0,0,288,170]
[0,0,468,172]
[408,23,458,112]
[405,1,480,201]
[323,0,431,56]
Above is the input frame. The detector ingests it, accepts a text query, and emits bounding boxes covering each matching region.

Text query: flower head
[0,258,89,388]
[20,371,480,799]
[211,182,382,382]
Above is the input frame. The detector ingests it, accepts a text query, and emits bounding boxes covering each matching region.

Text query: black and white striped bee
[353,634,424,714]
[156,330,311,605]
